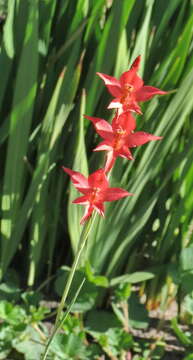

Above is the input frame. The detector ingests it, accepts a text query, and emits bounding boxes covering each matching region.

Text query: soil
[131,302,188,359]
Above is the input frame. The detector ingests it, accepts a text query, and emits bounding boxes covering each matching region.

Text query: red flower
[63,167,132,224]
[97,55,167,114]
[85,112,162,172]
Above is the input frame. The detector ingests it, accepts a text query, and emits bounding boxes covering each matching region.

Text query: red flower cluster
[64,56,166,223]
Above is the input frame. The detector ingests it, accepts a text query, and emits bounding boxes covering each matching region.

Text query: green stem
[41,278,85,360]
[55,213,95,325]
[41,212,96,360]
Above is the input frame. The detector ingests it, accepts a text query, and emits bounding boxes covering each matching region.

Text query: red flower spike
[97,55,167,115]
[63,167,132,224]
[85,113,162,173]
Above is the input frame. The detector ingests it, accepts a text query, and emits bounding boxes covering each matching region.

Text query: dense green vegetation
[1,0,193,358]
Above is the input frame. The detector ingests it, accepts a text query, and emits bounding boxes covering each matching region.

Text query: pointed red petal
[122,101,143,115]
[88,169,109,190]
[93,202,105,217]
[135,86,167,102]
[108,98,122,109]
[94,141,113,152]
[120,71,143,90]
[84,114,104,125]
[63,167,89,193]
[80,205,94,224]
[104,188,133,201]
[130,55,141,71]
[118,145,133,160]
[96,72,122,97]
[72,195,90,205]
[120,56,143,89]
[127,132,163,147]
[132,73,144,90]
[85,115,113,141]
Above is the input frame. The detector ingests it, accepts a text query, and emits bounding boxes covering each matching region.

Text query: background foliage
[0,0,193,313]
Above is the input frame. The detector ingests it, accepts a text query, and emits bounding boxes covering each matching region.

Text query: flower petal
[120,72,143,90]
[104,188,133,201]
[80,205,94,224]
[88,169,109,190]
[120,56,143,89]
[93,202,105,216]
[73,195,90,205]
[96,72,122,97]
[108,98,122,109]
[127,132,163,147]
[94,141,113,152]
[118,145,133,160]
[112,112,136,133]
[63,167,89,193]
[85,115,113,141]
[130,55,141,71]
[121,100,143,114]
[135,86,167,102]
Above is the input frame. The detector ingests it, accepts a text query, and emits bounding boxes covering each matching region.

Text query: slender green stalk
[55,213,96,325]
[41,212,96,360]
[41,278,85,360]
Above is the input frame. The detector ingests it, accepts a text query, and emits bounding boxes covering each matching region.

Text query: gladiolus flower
[85,112,162,172]
[63,167,132,224]
[97,55,167,114]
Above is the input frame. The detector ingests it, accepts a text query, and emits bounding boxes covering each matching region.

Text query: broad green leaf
[130,0,155,75]
[39,0,57,51]
[180,245,193,272]
[110,272,155,286]
[28,76,73,286]
[83,0,106,44]
[54,269,97,312]
[181,272,193,294]
[128,294,149,329]
[67,90,88,254]
[114,29,129,77]
[162,11,193,86]
[184,295,193,316]
[13,325,44,360]
[85,310,121,332]
[50,333,88,359]
[3,0,15,58]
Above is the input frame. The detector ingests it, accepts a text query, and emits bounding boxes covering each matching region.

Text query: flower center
[93,187,100,193]
[90,187,100,202]
[116,128,126,135]
[124,83,134,92]
[121,84,134,104]
[113,128,126,150]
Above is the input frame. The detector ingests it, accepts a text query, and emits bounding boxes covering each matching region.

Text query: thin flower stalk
[42,278,85,360]
[41,213,96,359]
